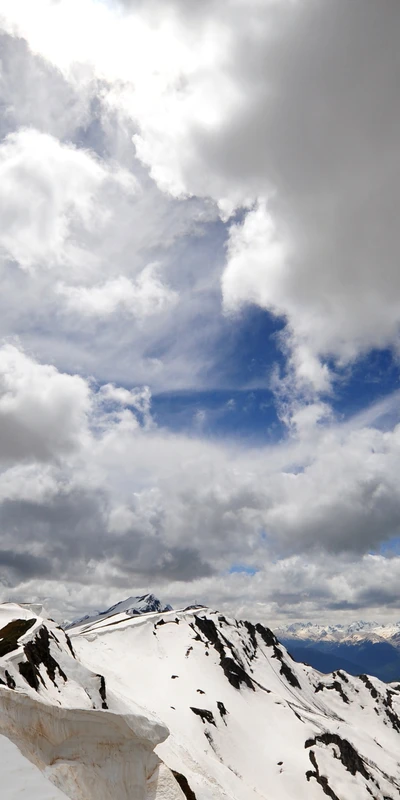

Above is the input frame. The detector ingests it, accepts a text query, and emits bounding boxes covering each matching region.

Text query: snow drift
[0,602,185,800]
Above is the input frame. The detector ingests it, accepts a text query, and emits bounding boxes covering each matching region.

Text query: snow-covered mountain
[0,601,184,800]
[66,593,173,630]
[3,599,400,798]
[276,620,400,644]
[276,620,400,682]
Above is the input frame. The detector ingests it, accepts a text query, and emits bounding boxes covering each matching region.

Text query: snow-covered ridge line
[69,606,207,638]
[0,601,186,800]
[65,593,175,630]
[72,605,400,799]
[3,598,400,798]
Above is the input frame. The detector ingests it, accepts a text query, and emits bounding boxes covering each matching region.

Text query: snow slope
[0,602,184,800]
[0,734,69,800]
[71,605,400,800]
[3,597,400,799]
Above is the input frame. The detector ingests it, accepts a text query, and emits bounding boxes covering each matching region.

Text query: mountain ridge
[65,593,173,631]
[2,598,400,798]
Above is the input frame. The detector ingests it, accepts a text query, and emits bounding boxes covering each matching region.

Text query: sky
[0,0,400,624]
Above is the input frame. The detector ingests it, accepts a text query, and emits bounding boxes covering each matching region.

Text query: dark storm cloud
[0,549,53,580]
[0,489,214,587]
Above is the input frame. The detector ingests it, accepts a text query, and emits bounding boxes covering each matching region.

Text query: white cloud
[0,0,257,205]
[286,401,333,440]
[222,201,288,315]
[99,383,151,410]
[9,551,400,628]
[57,265,177,318]
[0,344,91,461]
[1,1,400,622]
[0,344,398,622]
[0,128,136,273]
[160,552,400,627]
[0,463,60,504]
[0,28,92,141]
[0,346,398,616]
[0,36,221,394]
[4,0,400,392]
[97,382,153,429]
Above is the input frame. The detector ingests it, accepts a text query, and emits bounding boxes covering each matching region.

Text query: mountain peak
[66,593,173,630]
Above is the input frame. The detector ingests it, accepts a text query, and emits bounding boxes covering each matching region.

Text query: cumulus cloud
[0,463,61,504]
[57,265,177,318]
[0,346,397,621]
[0,344,90,461]
[0,127,137,272]
[0,30,93,141]
[0,18,223,394]
[162,552,400,627]
[6,0,399,390]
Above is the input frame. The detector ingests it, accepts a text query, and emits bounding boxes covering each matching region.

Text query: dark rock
[63,631,76,658]
[315,680,349,704]
[306,749,341,800]
[172,769,196,800]
[194,616,255,691]
[16,626,68,693]
[98,674,108,709]
[255,622,279,649]
[359,674,378,699]
[190,707,216,726]
[250,622,301,689]
[5,670,15,689]
[18,660,40,691]
[0,619,36,657]
[305,733,370,780]
[217,701,228,724]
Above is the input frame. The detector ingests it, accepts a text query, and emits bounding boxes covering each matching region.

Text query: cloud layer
[0,345,398,623]
[0,0,399,622]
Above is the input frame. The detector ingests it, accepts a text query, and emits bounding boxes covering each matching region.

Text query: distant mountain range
[276,620,400,642]
[276,620,400,682]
